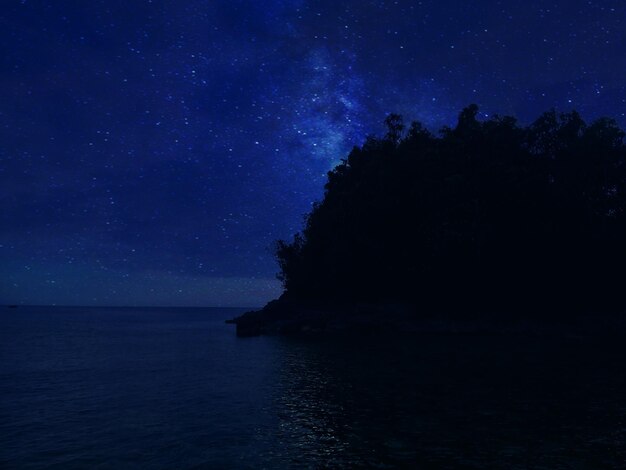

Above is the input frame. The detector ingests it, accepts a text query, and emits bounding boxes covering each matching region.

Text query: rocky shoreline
[226,299,381,337]
[226,298,626,338]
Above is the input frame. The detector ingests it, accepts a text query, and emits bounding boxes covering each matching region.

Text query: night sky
[1,1,625,307]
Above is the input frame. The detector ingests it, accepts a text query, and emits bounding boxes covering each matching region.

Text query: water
[1,306,625,468]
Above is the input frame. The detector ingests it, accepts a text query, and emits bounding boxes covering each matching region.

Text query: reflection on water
[272,334,626,468]
[1,307,626,468]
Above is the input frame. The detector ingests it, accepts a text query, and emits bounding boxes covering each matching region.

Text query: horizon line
[2,304,261,310]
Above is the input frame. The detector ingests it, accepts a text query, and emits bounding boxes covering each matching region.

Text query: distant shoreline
[3,304,260,310]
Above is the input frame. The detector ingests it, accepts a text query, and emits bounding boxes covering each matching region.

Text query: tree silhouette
[275,106,626,317]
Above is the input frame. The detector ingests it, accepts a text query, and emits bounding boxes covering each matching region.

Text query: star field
[1,0,625,306]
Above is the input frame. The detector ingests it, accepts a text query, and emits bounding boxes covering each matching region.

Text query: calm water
[1,306,626,468]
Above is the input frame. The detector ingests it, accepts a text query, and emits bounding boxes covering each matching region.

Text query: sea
[1,306,625,468]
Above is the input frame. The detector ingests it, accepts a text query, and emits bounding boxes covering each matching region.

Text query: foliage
[275,106,626,315]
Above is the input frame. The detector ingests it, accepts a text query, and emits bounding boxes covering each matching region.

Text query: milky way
[1,0,625,306]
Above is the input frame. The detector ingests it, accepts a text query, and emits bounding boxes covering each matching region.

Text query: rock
[226,299,420,337]
[226,298,626,338]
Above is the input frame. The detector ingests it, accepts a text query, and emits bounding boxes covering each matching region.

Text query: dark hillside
[274,106,626,316]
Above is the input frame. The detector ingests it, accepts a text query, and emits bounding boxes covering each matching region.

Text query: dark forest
[275,105,626,317]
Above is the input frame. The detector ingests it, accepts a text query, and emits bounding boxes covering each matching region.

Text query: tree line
[275,105,626,316]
